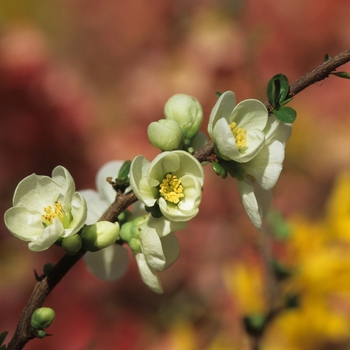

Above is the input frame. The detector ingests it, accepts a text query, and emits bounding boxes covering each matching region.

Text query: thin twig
[7,48,350,350]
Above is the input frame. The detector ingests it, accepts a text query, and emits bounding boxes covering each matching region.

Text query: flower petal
[130,156,157,206]
[208,91,236,137]
[230,99,268,131]
[13,174,60,209]
[135,253,163,293]
[147,216,187,238]
[64,192,87,236]
[96,161,124,204]
[4,206,43,240]
[148,152,181,186]
[79,189,110,224]
[52,166,76,210]
[28,218,64,251]
[140,226,166,271]
[84,244,129,281]
[237,180,262,230]
[161,233,180,269]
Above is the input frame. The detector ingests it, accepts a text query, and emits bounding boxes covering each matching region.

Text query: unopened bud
[81,221,120,252]
[62,234,82,255]
[147,119,184,151]
[31,307,55,330]
[164,94,203,139]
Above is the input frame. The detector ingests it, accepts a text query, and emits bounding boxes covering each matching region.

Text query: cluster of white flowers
[4,90,291,292]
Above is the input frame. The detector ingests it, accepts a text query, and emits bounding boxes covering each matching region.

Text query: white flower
[79,161,130,279]
[236,117,292,229]
[208,91,268,163]
[4,166,87,251]
[130,150,204,222]
[120,214,184,293]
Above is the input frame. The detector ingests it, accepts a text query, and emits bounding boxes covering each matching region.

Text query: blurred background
[1,0,350,349]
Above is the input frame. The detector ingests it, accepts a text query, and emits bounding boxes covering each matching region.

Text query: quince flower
[130,150,204,222]
[120,214,184,293]
[208,91,268,163]
[4,166,87,251]
[80,160,185,290]
[236,117,292,229]
[80,161,130,280]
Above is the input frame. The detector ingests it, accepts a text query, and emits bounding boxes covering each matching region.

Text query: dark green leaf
[331,71,350,79]
[267,74,290,107]
[279,97,293,107]
[273,106,297,123]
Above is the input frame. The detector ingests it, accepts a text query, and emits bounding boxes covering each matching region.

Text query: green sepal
[145,203,163,218]
[324,53,332,62]
[0,331,8,347]
[285,293,299,309]
[215,91,222,98]
[273,106,297,123]
[212,161,227,179]
[118,160,131,178]
[267,210,291,240]
[243,314,266,336]
[331,71,350,79]
[220,159,244,180]
[267,74,290,108]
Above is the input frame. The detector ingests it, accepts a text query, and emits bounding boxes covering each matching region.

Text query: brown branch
[7,47,350,350]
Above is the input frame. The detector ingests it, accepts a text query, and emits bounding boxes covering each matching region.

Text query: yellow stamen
[159,174,185,204]
[229,122,247,153]
[42,202,71,228]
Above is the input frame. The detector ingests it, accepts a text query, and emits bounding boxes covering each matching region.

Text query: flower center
[159,174,185,204]
[42,202,72,228]
[229,122,247,153]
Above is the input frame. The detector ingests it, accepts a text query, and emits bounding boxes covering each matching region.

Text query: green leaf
[331,71,350,79]
[279,97,293,107]
[273,106,297,123]
[0,332,7,347]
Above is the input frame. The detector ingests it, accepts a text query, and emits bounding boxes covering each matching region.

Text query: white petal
[64,192,88,236]
[52,166,76,206]
[13,174,60,209]
[84,245,129,281]
[243,140,285,190]
[147,216,187,237]
[79,189,109,224]
[28,218,64,251]
[96,161,124,204]
[135,253,163,293]
[208,91,236,137]
[237,180,262,230]
[230,99,268,131]
[161,233,180,269]
[148,152,181,186]
[130,156,157,206]
[4,206,43,240]
[213,117,239,160]
[140,226,166,271]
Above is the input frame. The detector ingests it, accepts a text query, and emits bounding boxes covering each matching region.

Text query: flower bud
[164,94,203,139]
[81,221,120,252]
[147,119,183,151]
[62,234,82,255]
[31,307,55,330]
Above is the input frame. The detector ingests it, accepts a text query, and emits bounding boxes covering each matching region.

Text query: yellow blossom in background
[223,261,267,316]
[325,171,350,241]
